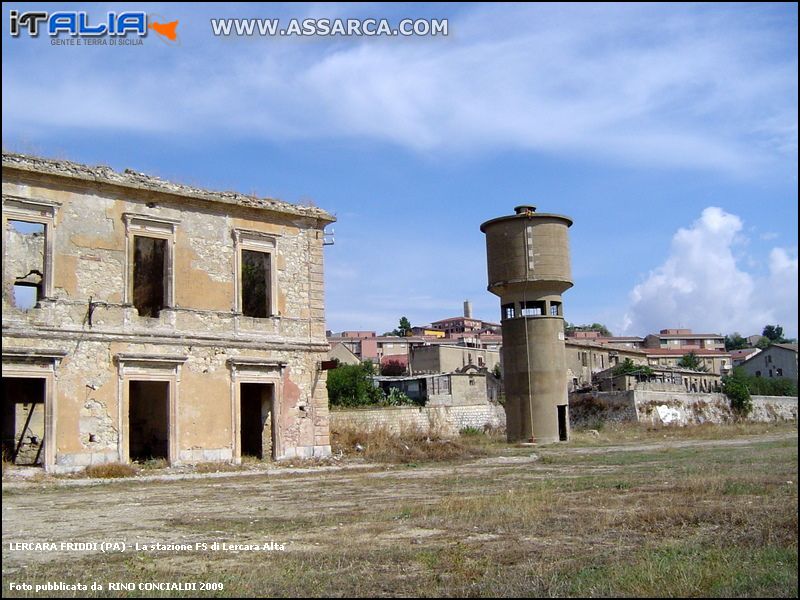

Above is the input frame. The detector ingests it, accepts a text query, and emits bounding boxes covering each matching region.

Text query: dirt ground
[3,430,795,577]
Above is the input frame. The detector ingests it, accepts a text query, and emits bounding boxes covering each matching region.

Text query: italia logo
[9,10,179,43]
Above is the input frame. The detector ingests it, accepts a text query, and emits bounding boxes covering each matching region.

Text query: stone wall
[569,390,797,427]
[745,395,797,422]
[331,392,796,438]
[633,391,732,425]
[330,404,506,436]
[568,391,638,428]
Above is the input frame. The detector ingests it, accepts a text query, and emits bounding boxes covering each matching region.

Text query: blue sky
[3,2,798,337]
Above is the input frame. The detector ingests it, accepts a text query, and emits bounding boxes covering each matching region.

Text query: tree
[387,316,412,337]
[724,332,748,351]
[755,336,771,350]
[612,358,654,378]
[762,325,789,344]
[677,351,708,372]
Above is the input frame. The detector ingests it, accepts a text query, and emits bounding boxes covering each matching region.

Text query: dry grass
[273,456,344,469]
[570,420,796,445]
[79,462,139,479]
[135,457,169,470]
[191,461,246,473]
[3,425,797,597]
[1,461,52,483]
[331,423,491,463]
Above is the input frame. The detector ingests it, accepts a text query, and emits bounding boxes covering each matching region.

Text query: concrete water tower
[480,205,573,444]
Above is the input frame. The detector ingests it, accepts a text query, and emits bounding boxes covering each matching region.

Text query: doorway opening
[240,383,274,460]
[129,381,170,462]
[557,404,568,442]
[2,378,46,466]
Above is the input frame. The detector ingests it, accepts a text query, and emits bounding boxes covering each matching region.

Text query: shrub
[722,369,753,417]
[492,364,502,380]
[138,457,168,470]
[677,351,709,372]
[460,426,483,437]
[330,424,487,463]
[722,366,796,415]
[613,358,654,378]
[382,388,415,406]
[744,374,798,397]
[327,362,383,407]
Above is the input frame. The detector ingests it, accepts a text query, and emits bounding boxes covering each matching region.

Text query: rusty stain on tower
[481,205,573,444]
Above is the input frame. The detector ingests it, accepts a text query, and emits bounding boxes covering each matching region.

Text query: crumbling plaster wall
[3,175,327,329]
[448,374,490,406]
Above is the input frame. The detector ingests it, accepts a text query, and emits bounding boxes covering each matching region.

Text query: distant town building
[565,339,648,390]
[329,343,360,366]
[430,315,484,336]
[330,314,741,397]
[409,327,446,338]
[339,331,376,339]
[409,344,501,375]
[643,348,731,375]
[730,347,761,367]
[427,300,501,338]
[739,343,798,381]
[595,366,721,394]
[327,333,424,364]
[643,328,725,352]
[568,330,644,348]
[374,371,500,405]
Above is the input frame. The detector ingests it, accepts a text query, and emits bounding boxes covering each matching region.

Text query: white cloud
[3,4,797,173]
[765,247,799,336]
[624,207,798,337]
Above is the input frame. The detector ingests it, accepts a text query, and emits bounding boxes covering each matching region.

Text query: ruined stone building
[2,153,335,471]
[565,339,648,391]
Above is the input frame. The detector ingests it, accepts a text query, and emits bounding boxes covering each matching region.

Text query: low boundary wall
[569,391,797,428]
[330,404,506,435]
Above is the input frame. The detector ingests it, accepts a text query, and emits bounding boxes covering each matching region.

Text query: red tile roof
[730,348,760,359]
